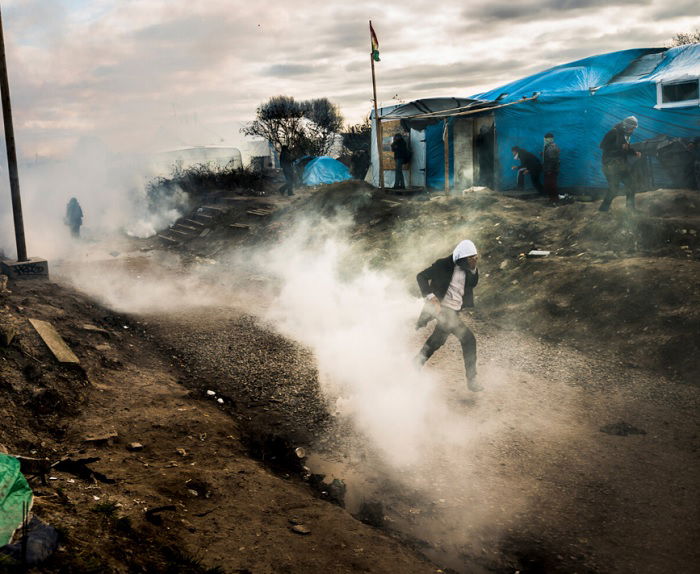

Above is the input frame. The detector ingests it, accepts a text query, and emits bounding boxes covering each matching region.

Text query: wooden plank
[28,318,80,364]
[183,219,204,227]
[229,223,251,229]
[157,233,179,243]
[201,205,226,212]
[169,228,194,237]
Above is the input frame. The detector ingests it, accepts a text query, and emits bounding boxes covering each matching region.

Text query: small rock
[127,442,144,452]
[206,390,216,396]
[499,260,509,270]
[290,524,311,535]
[217,398,224,404]
[176,448,187,457]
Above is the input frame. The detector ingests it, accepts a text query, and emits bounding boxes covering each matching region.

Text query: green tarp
[0,454,33,546]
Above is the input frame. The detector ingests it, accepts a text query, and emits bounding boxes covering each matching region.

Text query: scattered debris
[527,250,551,258]
[127,442,144,452]
[176,448,188,457]
[83,431,118,446]
[28,318,80,364]
[290,524,311,535]
[81,323,111,336]
[52,457,115,484]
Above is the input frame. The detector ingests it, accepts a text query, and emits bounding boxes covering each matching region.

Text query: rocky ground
[1,181,698,573]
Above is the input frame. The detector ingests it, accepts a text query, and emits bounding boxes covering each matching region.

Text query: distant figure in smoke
[278,145,295,197]
[511,146,544,194]
[391,133,410,189]
[542,132,560,203]
[599,116,641,211]
[415,240,482,392]
[64,197,83,238]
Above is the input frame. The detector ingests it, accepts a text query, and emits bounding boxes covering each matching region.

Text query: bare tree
[670,30,700,46]
[242,96,344,156]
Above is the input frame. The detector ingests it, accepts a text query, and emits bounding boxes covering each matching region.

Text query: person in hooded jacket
[599,116,641,211]
[415,240,483,392]
[65,197,83,238]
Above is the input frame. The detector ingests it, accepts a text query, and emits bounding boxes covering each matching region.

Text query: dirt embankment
[169,183,700,383]
[0,281,438,574]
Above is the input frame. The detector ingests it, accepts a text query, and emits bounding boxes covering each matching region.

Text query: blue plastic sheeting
[470,45,700,190]
[302,156,352,186]
[425,121,454,189]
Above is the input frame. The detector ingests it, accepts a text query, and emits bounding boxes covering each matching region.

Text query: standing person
[65,197,83,238]
[511,146,544,194]
[390,133,410,189]
[415,239,483,392]
[599,116,641,211]
[542,132,560,203]
[278,145,295,197]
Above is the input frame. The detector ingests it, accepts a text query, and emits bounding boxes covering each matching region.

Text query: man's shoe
[467,378,483,392]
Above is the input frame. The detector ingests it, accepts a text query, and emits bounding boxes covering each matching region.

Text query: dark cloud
[463,0,653,23]
[263,64,317,77]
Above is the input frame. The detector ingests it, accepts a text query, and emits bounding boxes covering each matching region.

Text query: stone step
[169,228,193,237]
[173,223,199,232]
[157,233,180,243]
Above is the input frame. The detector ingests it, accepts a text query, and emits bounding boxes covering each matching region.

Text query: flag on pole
[370,22,380,61]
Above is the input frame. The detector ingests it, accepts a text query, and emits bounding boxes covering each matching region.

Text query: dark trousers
[544,171,558,202]
[393,161,405,189]
[417,308,477,381]
[600,159,635,211]
[279,168,294,196]
[517,168,543,194]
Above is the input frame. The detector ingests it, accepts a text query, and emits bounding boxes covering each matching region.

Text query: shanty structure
[370,44,700,192]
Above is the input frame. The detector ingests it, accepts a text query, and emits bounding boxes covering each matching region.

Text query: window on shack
[656,79,700,108]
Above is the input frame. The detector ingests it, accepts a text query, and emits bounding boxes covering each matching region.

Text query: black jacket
[600,124,635,165]
[391,137,410,163]
[516,149,542,173]
[416,255,479,309]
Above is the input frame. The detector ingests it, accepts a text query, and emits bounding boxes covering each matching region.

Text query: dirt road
[140,300,699,574]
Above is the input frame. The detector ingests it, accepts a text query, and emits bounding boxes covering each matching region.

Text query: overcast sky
[2,0,699,158]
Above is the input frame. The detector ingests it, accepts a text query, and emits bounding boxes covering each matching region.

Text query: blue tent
[370,44,700,191]
[302,156,352,186]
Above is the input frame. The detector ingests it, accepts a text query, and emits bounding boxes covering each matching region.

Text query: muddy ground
[1,182,698,573]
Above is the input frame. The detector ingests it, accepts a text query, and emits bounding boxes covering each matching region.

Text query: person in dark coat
[390,133,410,189]
[599,116,641,211]
[511,146,544,194]
[415,240,483,392]
[65,197,83,238]
[542,132,560,203]
[278,145,295,197]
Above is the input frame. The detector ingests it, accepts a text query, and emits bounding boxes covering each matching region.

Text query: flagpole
[369,20,384,190]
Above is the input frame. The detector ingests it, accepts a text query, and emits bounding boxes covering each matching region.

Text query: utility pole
[0,4,48,279]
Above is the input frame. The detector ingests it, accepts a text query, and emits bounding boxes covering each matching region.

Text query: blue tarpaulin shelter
[302,156,352,186]
[370,44,700,191]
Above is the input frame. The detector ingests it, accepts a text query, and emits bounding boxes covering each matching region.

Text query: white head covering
[622,116,638,129]
[453,239,477,262]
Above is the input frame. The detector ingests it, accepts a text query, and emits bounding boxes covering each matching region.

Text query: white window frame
[655,78,700,109]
